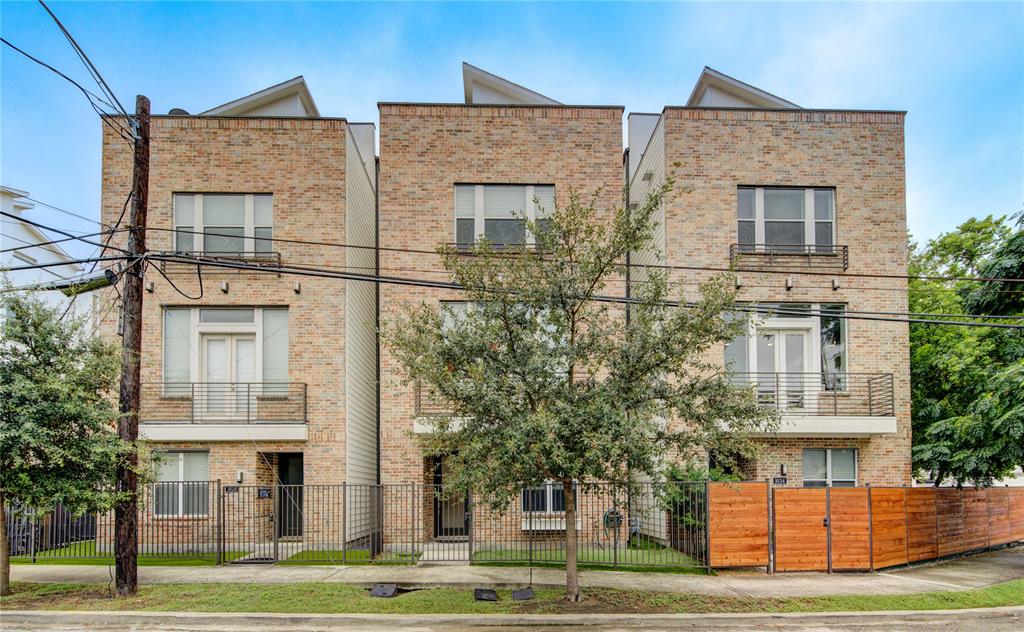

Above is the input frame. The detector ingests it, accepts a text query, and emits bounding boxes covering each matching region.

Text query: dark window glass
[175,228,194,252]
[254,227,273,253]
[737,188,755,220]
[738,220,755,246]
[484,219,526,246]
[522,488,546,512]
[204,227,244,253]
[820,305,846,391]
[456,218,475,247]
[764,222,804,247]
[815,222,833,250]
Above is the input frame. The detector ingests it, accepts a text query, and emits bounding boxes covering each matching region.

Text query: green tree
[385,182,776,601]
[0,291,127,595]
[910,212,1024,486]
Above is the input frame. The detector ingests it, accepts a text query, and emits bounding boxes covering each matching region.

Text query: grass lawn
[10,540,248,567]
[1,579,1022,615]
[473,540,705,574]
[283,549,420,564]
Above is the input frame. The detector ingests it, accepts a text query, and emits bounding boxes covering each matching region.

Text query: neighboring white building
[1,186,92,319]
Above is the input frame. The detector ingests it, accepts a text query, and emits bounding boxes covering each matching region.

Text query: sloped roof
[462,62,561,105]
[686,67,800,109]
[200,76,320,117]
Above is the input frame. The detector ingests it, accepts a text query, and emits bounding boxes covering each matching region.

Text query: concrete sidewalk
[9,547,1022,598]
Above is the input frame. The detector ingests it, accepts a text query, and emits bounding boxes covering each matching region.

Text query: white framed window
[455,184,554,248]
[802,448,857,487]
[737,187,835,253]
[162,307,289,399]
[522,481,578,513]
[724,304,847,390]
[154,450,210,517]
[173,193,273,255]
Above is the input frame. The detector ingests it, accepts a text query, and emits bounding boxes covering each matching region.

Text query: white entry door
[756,329,811,410]
[200,334,257,419]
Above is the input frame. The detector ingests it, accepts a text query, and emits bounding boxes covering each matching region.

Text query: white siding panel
[344,125,379,540]
[627,115,666,273]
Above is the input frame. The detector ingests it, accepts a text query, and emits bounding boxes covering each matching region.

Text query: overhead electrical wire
[0,211,130,255]
[146,251,1024,330]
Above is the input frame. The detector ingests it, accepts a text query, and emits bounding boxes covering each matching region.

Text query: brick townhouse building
[99,77,379,547]
[97,63,909,556]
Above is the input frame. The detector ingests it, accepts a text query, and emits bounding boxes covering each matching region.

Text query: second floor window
[173,193,273,255]
[455,184,554,248]
[737,187,835,253]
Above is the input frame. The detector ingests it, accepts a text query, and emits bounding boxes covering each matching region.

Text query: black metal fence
[7,481,707,570]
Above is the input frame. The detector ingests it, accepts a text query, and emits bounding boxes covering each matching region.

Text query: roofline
[199,75,321,117]
[688,67,801,109]
[462,62,562,105]
[662,106,907,115]
[144,114,349,122]
[628,112,662,117]
[0,185,31,198]
[378,101,623,110]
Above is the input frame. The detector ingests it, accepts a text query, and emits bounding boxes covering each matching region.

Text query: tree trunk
[563,480,581,602]
[1,492,11,597]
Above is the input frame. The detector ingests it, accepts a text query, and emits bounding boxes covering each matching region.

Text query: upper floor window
[455,184,554,248]
[173,193,273,255]
[737,187,834,254]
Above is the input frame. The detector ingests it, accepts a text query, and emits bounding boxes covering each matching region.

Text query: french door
[756,329,812,410]
[200,334,257,419]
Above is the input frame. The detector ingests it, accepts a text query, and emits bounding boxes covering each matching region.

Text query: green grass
[472,540,705,574]
[282,549,420,564]
[10,540,247,567]
[2,579,1022,615]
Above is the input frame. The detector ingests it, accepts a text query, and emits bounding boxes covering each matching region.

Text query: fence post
[272,484,279,562]
[770,486,777,573]
[866,484,874,571]
[341,483,347,565]
[613,487,619,568]
[704,480,711,574]
[825,485,833,574]
[528,491,533,569]
[766,478,773,574]
[467,489,474,564]
[30,512,36,564]
[411,483,416,565]
[216,480,223,565]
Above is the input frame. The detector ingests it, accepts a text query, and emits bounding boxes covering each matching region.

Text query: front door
[756,329,811,410]
[277,453,303,539]
[434,458,468,539]
[200,334,257,419]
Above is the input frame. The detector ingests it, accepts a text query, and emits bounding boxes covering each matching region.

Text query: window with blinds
[736,187,835,253]
[154,451,210,517]
[173,193,273,255]
[454,184,555,248]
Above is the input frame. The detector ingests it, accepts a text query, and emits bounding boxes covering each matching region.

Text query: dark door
[277,453,303,538]
[433,457,468,539]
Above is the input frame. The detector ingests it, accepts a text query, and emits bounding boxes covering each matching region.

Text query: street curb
[1,606,1022,628]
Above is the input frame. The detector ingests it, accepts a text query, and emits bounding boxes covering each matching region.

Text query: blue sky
[2,1,1022,261]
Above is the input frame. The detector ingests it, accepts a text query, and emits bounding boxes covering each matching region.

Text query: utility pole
[115,95,150,596]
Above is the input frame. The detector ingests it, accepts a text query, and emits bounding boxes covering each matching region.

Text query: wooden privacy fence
[707,482,1024,572]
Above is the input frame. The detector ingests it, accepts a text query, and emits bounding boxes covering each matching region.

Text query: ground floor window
[522,481,578,513]
[154,450,210,517]
[802,448,857,487]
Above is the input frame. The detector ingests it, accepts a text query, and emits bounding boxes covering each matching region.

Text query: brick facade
[658,107,910,486]
[99,116,354,486]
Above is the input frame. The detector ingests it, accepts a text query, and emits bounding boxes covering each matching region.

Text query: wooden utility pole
[115,95,150,596]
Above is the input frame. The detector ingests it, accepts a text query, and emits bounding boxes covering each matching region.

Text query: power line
[0,36,134,143]
[1,255,131,278]
[146,252,1024,330]
[22,196,102,226]
[0,211,130,255]
[146,226,1023,285]
[1,227,129,255]
[37,0,131,121]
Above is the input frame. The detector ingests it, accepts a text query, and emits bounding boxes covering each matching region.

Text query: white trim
[200,76,320,117]
[142,423,307,442]
[174,193,272,254]
[462,62,561,105]
[455,184,551,246]
[753,415,897,437]
[686,67,800,109]
[740,187,835,249]
[802,448,858,486]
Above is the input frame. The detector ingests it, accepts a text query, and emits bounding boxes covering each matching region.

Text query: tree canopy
[910,212,1024,486]
[385,181,776,600]
[0,290,127,595]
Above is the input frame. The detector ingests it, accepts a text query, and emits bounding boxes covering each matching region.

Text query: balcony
[139,382,307,441]
[153,250,282,275]
[729,244,849,271]
[729,372,896,437]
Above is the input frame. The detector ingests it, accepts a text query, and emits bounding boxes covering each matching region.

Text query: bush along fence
[4,481,709,570]
[708,482,1024,572]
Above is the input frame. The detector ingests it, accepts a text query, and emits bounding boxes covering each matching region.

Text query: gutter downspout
[374,155,381,485]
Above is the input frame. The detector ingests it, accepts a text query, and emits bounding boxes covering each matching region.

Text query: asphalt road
[2,608,1022,631]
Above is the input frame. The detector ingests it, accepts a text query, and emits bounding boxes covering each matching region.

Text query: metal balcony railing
[727,372,894,416]
[154,250,282,271]
[141,382,307,423]
[730,244,849,270]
